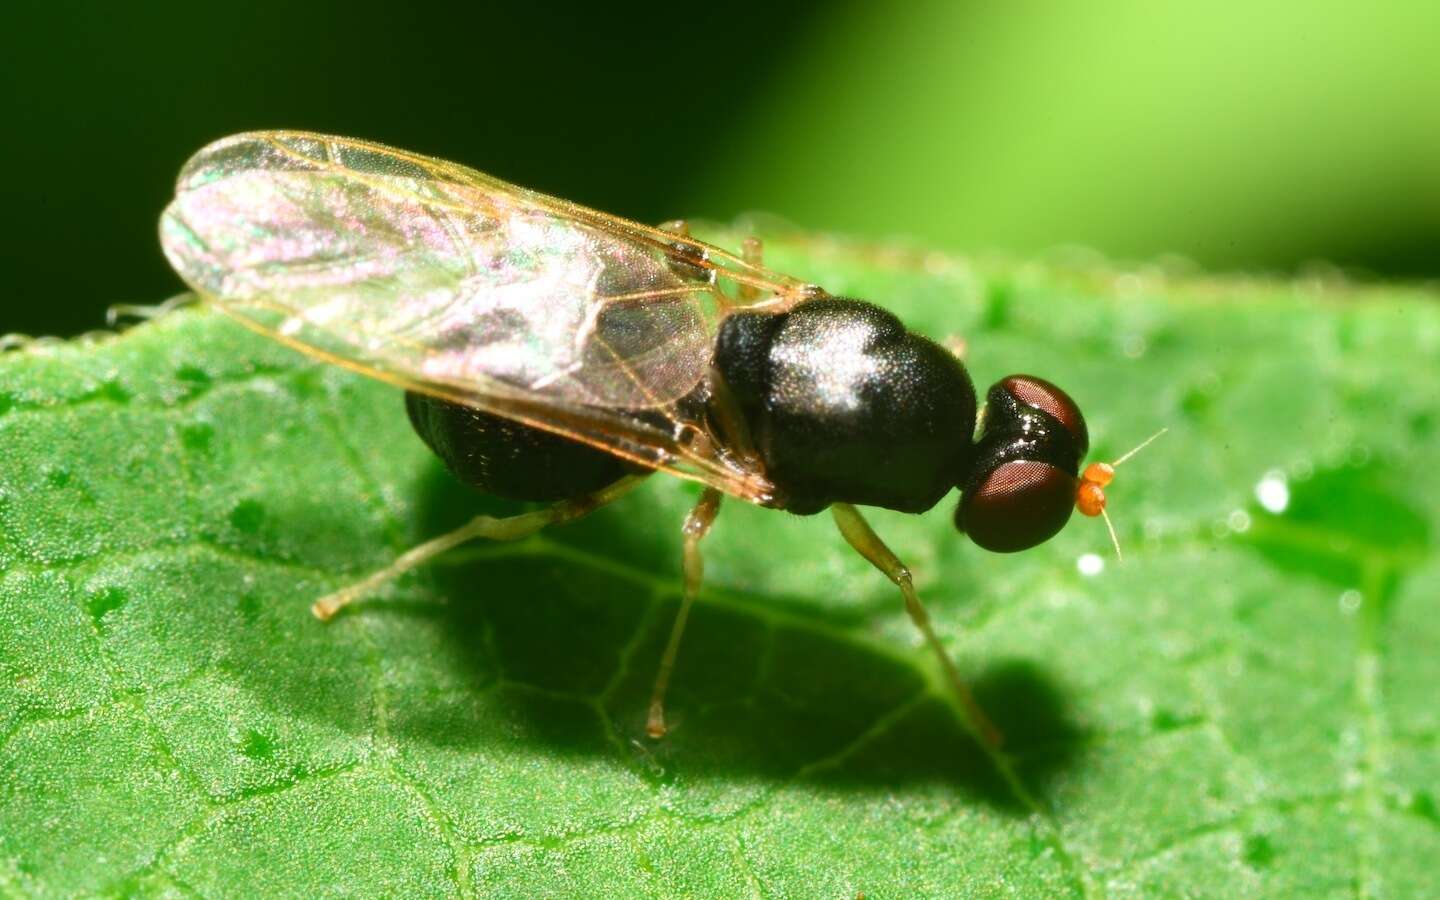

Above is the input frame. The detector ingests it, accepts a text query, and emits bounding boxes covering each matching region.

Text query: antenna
[1099,507,1123,562]
[1076,427,1169,561]
[1111,427,1169,468]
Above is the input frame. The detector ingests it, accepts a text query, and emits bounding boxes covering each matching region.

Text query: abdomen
[405,393,638,502]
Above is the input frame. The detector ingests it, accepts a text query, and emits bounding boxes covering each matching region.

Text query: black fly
[161,131,1156,748]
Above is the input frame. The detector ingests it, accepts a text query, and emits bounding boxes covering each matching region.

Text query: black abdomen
[715,298,977,515]
[405,393,637,502]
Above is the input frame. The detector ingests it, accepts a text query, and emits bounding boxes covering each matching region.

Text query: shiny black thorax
[714,298,977,514]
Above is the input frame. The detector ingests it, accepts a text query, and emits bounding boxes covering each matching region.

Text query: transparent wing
[160,131,814,502]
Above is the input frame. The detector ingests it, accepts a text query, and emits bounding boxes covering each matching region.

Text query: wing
[160,131,817,502]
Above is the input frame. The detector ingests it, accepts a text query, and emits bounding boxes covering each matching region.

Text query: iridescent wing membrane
[161,131,817,502]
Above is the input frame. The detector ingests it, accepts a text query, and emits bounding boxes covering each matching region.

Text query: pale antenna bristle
[1111,427,1168,468]
[1100,507,1123,563]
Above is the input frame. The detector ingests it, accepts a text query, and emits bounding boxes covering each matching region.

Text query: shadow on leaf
[355,464,1090,813]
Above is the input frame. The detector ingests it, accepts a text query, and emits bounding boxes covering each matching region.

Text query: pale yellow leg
[312,476,646,621]
[738,237,764,301]
[106,293,198,327]
[646,487,723,738]
[831,503,1002,749]
[741,236,763,266]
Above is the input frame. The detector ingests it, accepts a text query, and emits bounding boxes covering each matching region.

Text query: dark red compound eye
[957,460,1077,553]
[1000,375,1089,456]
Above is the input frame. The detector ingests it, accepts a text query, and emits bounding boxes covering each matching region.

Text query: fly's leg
[830,503,1002,749]
[0,334,58,352]
[741,236,763,266]
[312,475,647,621]
[658,219,715,286]
[660,220,762,270]
[738,236,764,302]
[646,487,723,738]
[106,293,198,328]
[661,221,765,302]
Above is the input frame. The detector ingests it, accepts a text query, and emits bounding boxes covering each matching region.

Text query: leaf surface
[2,232,1438,897]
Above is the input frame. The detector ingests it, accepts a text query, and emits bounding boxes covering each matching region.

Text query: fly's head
[954,375,1165,557]
[954,375,1091,553]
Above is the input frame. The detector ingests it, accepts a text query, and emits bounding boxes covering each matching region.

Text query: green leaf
[2,231,1438,896]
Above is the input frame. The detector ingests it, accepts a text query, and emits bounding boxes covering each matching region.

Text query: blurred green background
[4,1,1437,339]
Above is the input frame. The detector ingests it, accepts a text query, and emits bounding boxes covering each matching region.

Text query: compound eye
[956,460,1076,552]
[999,375,1089,456]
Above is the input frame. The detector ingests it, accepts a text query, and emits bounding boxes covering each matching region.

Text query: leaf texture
[2,230,1438,897]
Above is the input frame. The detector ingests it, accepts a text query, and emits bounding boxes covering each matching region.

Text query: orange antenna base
[1075,427,1168,560]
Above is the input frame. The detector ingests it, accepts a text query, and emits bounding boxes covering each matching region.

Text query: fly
[160,130,1159,748]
